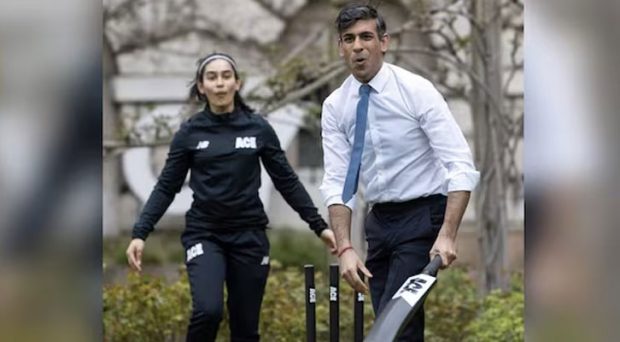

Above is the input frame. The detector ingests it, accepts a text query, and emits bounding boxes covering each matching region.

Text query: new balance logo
[235,136,256,149]
[186,243,204,262]
[261,256,270,265]
[195,140,210,150]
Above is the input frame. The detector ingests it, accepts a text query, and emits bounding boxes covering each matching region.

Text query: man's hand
[126,238,145,272]
[320,229,338,255]
[339,248,372,293]
[431,191,470,268]
[429,230,457,269]
[326,204,371,292]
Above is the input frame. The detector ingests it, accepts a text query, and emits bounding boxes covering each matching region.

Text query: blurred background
[1,0,619,340]
[0,0,102,341]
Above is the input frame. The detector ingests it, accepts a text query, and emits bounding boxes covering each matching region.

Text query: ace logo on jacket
[235,136,256,149]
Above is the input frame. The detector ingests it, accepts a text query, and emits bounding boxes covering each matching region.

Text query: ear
[380,33,390,54]
[338,38,344,57]
[235,79,242,92]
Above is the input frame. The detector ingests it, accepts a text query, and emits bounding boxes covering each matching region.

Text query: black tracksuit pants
[365,194,447,342]
[184,229,270,342]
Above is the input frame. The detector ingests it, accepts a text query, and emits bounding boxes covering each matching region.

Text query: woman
[125,52,337,341]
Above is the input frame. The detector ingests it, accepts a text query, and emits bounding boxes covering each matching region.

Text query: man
[319,4,480,341]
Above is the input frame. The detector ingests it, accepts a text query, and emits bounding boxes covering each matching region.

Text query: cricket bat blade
[364,256,443,341]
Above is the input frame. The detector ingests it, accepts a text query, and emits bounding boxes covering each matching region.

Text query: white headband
[197,55,238,75]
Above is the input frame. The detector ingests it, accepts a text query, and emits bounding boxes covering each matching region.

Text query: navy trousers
[183,229,270,342]
[365,194,447,342]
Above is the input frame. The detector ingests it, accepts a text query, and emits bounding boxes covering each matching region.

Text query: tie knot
[359,84,371,96]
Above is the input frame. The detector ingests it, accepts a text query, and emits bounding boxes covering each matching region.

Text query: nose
[353,37,363,52]
[215,76,224,87]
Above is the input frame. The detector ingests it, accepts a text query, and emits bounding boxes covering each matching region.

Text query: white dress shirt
[320,62,480,208]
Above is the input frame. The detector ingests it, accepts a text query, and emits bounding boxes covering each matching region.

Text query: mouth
[353,56,366,66]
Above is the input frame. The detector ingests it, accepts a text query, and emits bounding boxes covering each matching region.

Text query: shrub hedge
[103,262,523,341]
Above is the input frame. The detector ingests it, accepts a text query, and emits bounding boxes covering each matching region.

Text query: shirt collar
[351,62,389,94]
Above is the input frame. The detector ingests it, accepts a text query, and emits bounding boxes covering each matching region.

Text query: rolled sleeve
[446,168,480,192]
[418,81,480,193]
[322,193,356,210]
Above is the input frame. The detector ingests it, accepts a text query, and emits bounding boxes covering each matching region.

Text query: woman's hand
[320,229,338,255]
[126,238,145,272]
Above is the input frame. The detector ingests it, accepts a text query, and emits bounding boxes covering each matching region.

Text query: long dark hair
[188,52,254,113]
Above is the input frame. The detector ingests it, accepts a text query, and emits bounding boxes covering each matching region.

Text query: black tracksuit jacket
[132,106,327,242]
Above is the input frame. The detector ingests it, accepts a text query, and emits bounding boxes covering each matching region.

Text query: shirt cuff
[447,170,480,192]
[325,194,356,210]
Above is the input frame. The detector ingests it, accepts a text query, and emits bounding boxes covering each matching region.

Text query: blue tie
[342,84,371,203]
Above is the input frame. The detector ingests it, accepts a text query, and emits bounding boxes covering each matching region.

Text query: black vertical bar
[329,264,339,342]
[354,271,365,342]
[305,265,316,342]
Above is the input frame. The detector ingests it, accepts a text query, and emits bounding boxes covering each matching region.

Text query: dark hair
[189,52,254,113]
[335,3,386,37]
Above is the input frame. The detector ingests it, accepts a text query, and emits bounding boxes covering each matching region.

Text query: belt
[371,194,446,212]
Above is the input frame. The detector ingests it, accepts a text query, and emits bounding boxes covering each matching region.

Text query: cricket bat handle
[422,255,443,277]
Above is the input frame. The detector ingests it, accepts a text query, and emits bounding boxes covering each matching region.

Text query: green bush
[464,274,524,342]
[103,267,190,342]
[425,267,480,341]
[103,262,524,341]
[103,260,374,342]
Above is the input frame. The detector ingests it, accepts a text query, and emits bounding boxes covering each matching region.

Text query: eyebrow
[342,31,376,38]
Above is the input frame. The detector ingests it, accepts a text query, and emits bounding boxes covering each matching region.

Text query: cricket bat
[364,255,443,342]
